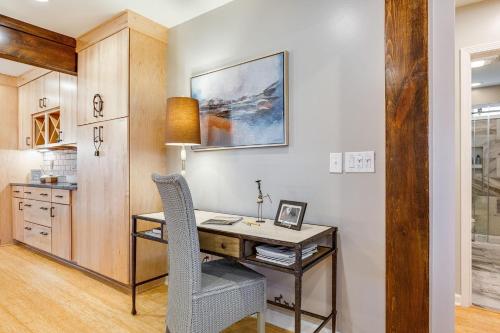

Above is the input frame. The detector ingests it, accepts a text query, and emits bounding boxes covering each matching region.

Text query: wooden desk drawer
[23,221,51,253]
[12,186,23,198]
[24,199,52,227]
[52,189,70,205]
[24,187,51,202]
[199,232,241,258]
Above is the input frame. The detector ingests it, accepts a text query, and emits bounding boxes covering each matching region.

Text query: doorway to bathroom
[461,44,500,311]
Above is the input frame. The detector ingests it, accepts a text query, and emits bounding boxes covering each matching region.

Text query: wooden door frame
[458,41,500,307]
[385,0,430,332]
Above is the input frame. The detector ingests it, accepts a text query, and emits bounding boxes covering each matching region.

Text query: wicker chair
[152,173,267,333]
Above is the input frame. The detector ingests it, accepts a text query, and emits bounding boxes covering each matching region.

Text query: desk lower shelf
[243,246,334,273]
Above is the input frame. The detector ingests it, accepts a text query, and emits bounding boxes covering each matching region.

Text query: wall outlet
[329,153,343,173]
[344,151,375,173]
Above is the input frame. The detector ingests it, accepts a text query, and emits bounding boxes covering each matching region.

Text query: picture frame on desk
[274,200,307,231]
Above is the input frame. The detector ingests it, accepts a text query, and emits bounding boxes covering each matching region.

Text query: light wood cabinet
[18,71,76,149]
[36,71,60,112]
[12,197,24,242]
[13,186,73,260]
[51,203,71,261]
[76,118,130,283]
[77,29,129,126]
[59,73,77,144]
[18,82,34,149]
[75,15,167,285]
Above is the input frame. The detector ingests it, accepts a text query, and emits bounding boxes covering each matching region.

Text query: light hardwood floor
[456,305,500,333]
[0,245,289,333]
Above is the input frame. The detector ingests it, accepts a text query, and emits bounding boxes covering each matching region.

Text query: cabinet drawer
[52,189,70,205]
[12,186,23,198]
[23,222,51,253]
[24,187,52,202]
[199,232,241,258]
[23,199,52,227]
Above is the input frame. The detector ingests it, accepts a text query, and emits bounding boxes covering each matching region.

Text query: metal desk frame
[131,213,337,333]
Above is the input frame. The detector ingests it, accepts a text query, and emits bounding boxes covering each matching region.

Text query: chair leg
[257,311,266,333]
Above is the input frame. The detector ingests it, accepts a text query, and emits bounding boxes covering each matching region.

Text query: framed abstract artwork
[191,51,288,150]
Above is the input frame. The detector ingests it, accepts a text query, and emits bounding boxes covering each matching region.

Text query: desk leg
[131,216,137,315]
[294,245,303,333]
[332,232,337,330]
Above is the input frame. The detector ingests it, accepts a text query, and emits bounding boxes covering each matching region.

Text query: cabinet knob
[220,243,227,250]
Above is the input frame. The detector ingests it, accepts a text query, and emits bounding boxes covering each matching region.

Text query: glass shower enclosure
[471,111,500,310]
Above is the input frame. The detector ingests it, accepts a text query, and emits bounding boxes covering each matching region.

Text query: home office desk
[131,210,337,333]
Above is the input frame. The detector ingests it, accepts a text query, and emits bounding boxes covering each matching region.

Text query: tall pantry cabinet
[75,12,168,285]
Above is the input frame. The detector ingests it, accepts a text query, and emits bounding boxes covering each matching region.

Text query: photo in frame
[191,52,288,150]
[274,200,307,231]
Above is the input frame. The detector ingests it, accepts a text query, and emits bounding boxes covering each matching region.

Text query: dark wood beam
[385,0,429,332]
[0,14,76,74]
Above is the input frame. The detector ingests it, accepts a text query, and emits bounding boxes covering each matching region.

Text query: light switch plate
[344,151,375,173]
[329,153,343,173]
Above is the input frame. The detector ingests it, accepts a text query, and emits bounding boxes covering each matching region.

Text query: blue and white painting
[191,52,287,150]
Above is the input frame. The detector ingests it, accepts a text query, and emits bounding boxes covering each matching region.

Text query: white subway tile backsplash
[41,149,77,178]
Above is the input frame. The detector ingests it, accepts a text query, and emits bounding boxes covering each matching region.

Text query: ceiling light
[35,0,49,2]
[472,82,482,88]
[471,60,486,68]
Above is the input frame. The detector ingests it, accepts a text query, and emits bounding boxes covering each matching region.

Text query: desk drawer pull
[220,243,227,250]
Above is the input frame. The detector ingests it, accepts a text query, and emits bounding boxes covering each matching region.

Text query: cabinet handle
[99,126,103,143]
[93,94,103,118]
[24,227,32,231]
[39,99,43,108]
[220,243,227,250]
[55,195,64,198]
[50,206,55,218]
[24,191,31,194]
[18,201,23,211]
[13,190,20,193]
[93,126,101,157]
[40,207,49,211]
[40,193,48,197]
[43,97,47,108]
[40,231,48,236]
[58,130,63,143]
[24,204,32,207]
[26,136,31,147]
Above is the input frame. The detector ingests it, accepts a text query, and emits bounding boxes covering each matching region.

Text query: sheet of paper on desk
[202,216,243,225]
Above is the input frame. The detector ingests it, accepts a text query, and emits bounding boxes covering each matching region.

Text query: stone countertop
[10,182,77,191]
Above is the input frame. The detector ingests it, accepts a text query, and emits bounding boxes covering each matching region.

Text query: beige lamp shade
[165,97,201,146]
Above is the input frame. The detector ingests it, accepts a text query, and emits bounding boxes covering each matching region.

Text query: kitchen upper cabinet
[77,29,129,126]
[19,71,77,149]
[36,71,60,112]
[18,82,34,150]
[59,73,77,144]
[75,118,130,283]
[12,197,24,242]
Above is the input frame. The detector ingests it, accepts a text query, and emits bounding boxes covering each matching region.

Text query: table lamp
[165,97,201,175]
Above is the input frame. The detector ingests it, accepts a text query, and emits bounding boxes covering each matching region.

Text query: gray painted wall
[165,0,385,331]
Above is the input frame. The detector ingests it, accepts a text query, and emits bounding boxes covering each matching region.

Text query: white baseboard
[455,293,462,306]
[265,307,338,333]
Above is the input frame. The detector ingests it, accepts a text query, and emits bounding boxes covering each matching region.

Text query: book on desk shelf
[202,216,243,225]
[255,243,318,266]
[143,228,162,239]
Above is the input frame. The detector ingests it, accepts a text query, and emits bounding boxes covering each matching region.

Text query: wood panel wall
[385,0,429,332]
[0,15,76,74]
